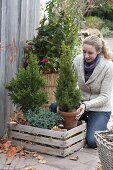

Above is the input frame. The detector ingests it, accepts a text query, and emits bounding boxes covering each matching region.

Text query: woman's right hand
[75,103,86,120]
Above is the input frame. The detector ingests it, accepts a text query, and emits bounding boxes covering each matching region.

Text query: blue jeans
[49,103,111,148]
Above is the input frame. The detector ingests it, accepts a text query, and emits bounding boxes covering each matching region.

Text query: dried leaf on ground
[33,153,39,157]
[69,156,79,161]
[16,146,23,152]
[2,140,12,151]
[37,155,44,160]
[95,162,102,170]
[24,150,38,157]
[0,138,40,160]
[36,154,47,164]
[25,167,36,170]
[24,150,35,154]
[6,146,17,158]
[20,150,26,156]
[38,159,47,164]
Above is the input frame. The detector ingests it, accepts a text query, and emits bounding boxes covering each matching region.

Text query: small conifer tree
[6,53,48,112]
[55,43,81,112]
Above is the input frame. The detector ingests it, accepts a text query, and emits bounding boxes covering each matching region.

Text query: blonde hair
[79,28,103,40]
[83,35,113,60]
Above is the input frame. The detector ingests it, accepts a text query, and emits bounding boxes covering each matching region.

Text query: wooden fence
[0,0,41,138]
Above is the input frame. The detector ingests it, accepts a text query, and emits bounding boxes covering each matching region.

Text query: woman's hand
[75,103,86,120]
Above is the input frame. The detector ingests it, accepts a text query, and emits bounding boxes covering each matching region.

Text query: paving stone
[80,148,98,156]
[0,148,99,170]
[23,164,62,170]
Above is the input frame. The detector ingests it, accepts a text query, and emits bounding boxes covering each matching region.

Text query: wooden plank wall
[0,0,41,138]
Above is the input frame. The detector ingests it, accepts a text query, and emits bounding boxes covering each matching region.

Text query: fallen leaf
[33,153,38,157]
[6,146,17,158]
[2,140,12,152]
[20,150,25,156]
[9,121,17,126]
[10,111,28,125]
[69,156,79,161]
[39,159,47,164]
[24,150,33,154]
[16,146,23,153]
[25,167,36,170]
[51,126,61,131]
[37,155,44,160]
[95,162,102,170]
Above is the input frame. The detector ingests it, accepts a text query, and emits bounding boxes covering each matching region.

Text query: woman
[73,35,113,148]
[50,35,113,148]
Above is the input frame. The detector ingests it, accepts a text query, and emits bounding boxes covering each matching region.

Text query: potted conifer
[5,53,48,112]
[55,43,82,130]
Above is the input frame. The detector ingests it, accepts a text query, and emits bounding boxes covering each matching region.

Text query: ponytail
[101,39,113,60]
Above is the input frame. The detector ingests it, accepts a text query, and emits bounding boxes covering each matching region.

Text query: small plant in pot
[55,43,82,130]
[25,107,63,129]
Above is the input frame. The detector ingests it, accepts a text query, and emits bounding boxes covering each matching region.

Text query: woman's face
[83,44,100,63]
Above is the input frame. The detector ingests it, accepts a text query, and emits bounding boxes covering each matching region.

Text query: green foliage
[25,108,63,129]
[85,16,104,29]
[103,19,113,31]
[6,53,48,112]
[91,1,113,20]
[55,43,81,112]
[23,0,82,73]
[101,27,113,37]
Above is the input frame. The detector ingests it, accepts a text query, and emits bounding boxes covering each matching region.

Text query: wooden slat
[12,139,85,157]
[66,123,86,138]
[10,131,65,148]
[10,131,86,148]
[9,122,86,139]
[9,124,67,139]
[63,140,85,157]
[12,140,65,157]
[64,132,86,147]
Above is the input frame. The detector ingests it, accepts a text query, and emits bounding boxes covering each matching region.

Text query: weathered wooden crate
[8,122,86,157]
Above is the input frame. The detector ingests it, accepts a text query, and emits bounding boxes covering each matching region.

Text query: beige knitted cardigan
[73,54,113,112]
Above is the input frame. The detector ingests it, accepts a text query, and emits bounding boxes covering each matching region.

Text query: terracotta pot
[59,110,79,130]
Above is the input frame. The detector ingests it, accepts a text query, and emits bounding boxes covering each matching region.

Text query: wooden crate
[8,122,86,157]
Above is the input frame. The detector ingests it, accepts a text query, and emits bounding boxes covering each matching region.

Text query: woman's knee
[49,102,58,113]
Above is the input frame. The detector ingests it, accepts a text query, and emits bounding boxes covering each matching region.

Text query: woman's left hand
[75,103,86,120]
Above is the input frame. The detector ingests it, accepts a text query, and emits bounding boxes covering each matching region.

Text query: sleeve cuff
[82,101,90,111]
